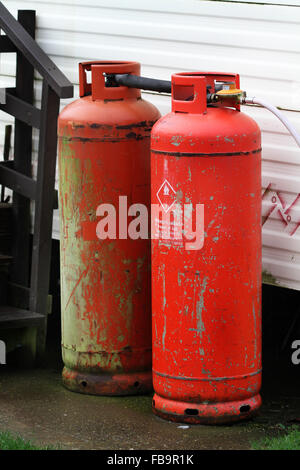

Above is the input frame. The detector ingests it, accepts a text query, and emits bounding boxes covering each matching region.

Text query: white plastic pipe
[243,96,300,148]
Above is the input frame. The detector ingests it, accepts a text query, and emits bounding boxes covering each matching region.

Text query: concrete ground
[1,283,300,450]
[0,358,300,450]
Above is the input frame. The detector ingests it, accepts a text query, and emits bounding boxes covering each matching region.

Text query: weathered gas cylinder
[58,61,160,395]
[151,72,262,423]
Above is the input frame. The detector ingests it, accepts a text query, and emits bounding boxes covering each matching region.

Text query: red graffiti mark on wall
[262,183,300,236]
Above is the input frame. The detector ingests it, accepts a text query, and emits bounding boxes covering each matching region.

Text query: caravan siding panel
[1,0,300,289]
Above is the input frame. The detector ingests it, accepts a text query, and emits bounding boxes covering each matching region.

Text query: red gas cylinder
[151,72,262,423]
[58,61,160,395]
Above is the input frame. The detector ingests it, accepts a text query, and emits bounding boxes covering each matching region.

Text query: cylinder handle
[79,61,141,100]
[172,72,241,113]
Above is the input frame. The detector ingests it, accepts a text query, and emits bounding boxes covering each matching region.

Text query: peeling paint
[195,276,208,337]
[151,93,262,423]
[58,89,160,396]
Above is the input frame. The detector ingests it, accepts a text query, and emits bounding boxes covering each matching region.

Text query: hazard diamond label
[156,179,176,213]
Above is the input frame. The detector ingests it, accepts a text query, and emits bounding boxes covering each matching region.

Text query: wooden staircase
[0,4,73,363]
[0,200,43,358]
[0,306,43,330]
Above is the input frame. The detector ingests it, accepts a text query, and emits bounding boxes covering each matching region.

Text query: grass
[0,430,55,450]
[252,426,300,450]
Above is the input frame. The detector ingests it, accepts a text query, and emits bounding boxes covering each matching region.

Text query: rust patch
[59,136,150,143]
[151,148,262,157]
[89,123,113,130]
[62,367,153,396]
[71,123,85,130]
[125,132,144,141]
[116,120,156,130]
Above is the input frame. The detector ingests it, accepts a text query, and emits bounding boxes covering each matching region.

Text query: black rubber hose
[105,73,221,103]
[109,74,172,93]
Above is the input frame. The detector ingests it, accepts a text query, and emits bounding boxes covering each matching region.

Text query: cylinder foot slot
[240,404,251,413]
[80,380,87,388]
[134,381,140,387]
[184,408,199,416]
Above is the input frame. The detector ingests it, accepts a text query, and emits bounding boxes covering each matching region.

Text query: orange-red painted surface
[151,72,262,423]
[58,61,160,395]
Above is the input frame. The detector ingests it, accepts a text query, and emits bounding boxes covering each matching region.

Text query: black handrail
[0,2,73,98]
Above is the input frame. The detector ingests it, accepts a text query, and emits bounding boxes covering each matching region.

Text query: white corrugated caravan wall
[0,0,300,289]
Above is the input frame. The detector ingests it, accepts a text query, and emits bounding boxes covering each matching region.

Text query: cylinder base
[152,393,262,425]
[62,366,153,396]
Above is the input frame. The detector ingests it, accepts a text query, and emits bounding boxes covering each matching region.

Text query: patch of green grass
[0,431,55,450]
[252,426,300,450]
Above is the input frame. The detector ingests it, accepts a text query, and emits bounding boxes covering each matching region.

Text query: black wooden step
[0,305,44,329]
[0,254,13,265]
